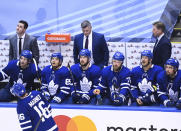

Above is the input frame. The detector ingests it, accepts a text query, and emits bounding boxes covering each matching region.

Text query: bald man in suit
[6,20,39,63]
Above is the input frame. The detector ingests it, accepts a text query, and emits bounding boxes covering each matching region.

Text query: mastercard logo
[54,115,97,131]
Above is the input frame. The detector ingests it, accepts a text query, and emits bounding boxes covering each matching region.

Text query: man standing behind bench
[6,20,39,63]
[73,20,109,69]
[152,21,172,68]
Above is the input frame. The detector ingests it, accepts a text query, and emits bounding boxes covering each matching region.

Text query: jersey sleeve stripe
[60,87,70,89]
[21,125,32,130]
[98,83,107,88]
[20,120,31,125]
[0,70,8,79]
[61,90,69,94]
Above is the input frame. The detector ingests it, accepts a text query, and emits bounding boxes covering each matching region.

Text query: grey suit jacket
[7,33,39,63]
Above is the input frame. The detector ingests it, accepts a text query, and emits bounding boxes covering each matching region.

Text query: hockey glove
[111,92,119,101]
[176,99,181,109]
[166,100,175,107]
[72,92,81,103]
[51,96,62,104]
[42,91,51,101]
[79,94,90,104]
[113,96,124,106]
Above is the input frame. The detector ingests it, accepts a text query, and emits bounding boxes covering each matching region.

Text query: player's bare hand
[136,98,143,105]
[93,89,100,95]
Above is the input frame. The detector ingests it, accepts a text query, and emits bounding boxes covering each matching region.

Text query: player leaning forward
[0,50,41,102]
[10,83,58,131]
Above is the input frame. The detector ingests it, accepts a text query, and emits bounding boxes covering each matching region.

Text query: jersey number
[34,101,51,122]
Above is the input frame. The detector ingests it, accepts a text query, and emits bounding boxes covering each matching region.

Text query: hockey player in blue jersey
[41,53,71,104]
[0,50,41,102]
[130,50,163,106]
[10,83,58,131]
[157,58,181,108]
[131,50,163,106]
[70,49,101,104]
[94,51,131,106]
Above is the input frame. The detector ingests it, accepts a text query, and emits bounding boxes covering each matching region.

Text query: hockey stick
[67,62,79,95]
[34,114,43,131]
[33,58,41,90]
[113,81,119,99]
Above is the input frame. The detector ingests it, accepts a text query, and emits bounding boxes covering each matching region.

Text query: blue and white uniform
[70,63,101,104]
[0,50,41,101]
[98,52,131,105]
[17,91,58,131]
[156,58,181,108]
[131,65,163,105]
[41,65,71,103]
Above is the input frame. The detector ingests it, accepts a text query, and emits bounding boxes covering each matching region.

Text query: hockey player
[94,51,131,106]
[130,50,163,106]
[70,49,101,104]
[0,50,41,102]
[157,58,181,108]
[10,83,58,131]
[41,53,71,104]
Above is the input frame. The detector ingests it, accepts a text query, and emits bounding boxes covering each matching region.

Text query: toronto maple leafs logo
[80,77,92,92]
[168,88,178,102]
[138,78,153,93]
[48,80,59,96]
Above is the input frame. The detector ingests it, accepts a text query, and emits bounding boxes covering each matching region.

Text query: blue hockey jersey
[70,64,101,96]
[131,65,163,100]
[17,91,58,131]
[98,65,131,100]
[0,60,41,91]
[41,65,71,100]
[157,70,181,106]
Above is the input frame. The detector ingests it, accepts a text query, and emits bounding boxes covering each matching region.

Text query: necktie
[19,38,22,55]
[85,36,89,49]
[154,38,158,48]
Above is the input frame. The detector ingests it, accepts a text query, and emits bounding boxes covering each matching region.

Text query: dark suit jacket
[7,33,39,63]
[152,35,172,68]
[73,31,109,68]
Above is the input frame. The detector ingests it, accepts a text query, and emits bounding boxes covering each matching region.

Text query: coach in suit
[152,21,172,68]
[73,20,109,68]
[7,20,39,63]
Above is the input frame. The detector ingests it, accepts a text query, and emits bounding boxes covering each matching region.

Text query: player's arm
[119,75,131,102]
[17,106,33,131]
[93,70,108,95]
[89,68,101,96]
[156,77,174,107]
[130,71,139,99]
[0,61,13,81]
[40,69,51,100]
[52,77,71,103]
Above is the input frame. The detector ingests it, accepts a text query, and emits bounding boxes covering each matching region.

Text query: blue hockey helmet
[51,53,63,61]
[141,50,153,59]
[20,50,32,60]
[165,58,179,69]
[10,83,26,97]
[79,49,91,58]
[112,51,124,61]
